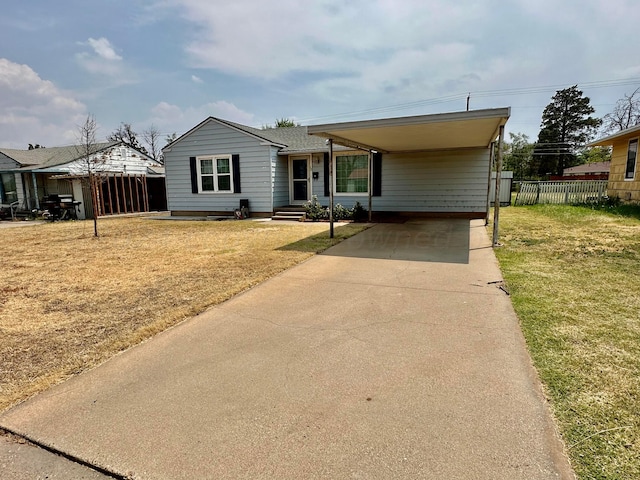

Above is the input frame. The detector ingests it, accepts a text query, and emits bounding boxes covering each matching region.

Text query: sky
[1,0,639,149]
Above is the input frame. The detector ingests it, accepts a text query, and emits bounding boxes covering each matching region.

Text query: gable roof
[163,117,350,155]
[0,142,120,169]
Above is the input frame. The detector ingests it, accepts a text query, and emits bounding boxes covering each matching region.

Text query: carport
[307,107,509,244]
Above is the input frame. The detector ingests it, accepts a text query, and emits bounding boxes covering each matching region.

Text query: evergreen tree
[533,86,601,176]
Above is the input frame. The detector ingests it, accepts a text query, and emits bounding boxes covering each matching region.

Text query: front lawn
[492,204,640,479]
[0,217,366,412]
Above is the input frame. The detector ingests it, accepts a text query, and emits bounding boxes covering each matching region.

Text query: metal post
[492,125,505,247]
[485,142,495,226]
[31,172,40,209]
[368,151,373,222]
[329,139,334,239]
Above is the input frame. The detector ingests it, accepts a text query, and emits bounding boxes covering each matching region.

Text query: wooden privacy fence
[515,180,608,205]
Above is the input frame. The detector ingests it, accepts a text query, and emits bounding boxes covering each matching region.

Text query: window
[625,138,638,180]
[197,155,232,192]
[1,173,17,203]
[335,153,369,194]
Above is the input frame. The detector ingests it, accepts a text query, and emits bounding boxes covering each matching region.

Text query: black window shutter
[232,154,241,193]
[323,152,330,197]
[189,157,198,193]
[372,152,382,197]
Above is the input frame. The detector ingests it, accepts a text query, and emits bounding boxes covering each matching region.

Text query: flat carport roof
[307,107,510,153]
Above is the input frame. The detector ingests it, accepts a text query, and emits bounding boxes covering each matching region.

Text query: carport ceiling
[307,107,510,153]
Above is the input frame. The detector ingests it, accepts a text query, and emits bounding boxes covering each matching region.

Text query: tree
[602,87,640,134]
[28,144,44,150]
[165,132,178,145]
[502,132,535,181]
[262,118,299,129]
[142,124,162,162]
[75,114,104,237]
[577,146,611,164]
[533,86,602,176]
[108,122,147,153]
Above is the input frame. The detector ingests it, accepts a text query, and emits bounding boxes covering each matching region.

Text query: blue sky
[1,0,639,149]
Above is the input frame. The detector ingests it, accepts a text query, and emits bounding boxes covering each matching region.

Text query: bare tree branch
[602,87,640,134]
[142,124,162,162]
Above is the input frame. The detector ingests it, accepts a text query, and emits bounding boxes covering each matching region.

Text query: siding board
[313,149,490,213]
[164,119,274,214]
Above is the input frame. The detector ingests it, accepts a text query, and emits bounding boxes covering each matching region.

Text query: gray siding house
[163,108,510,218]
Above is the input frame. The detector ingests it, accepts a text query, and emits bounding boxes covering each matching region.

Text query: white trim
[289,155,312,205]
[333,151,370,196]
[625,138,638,181]
[196,154,234,193]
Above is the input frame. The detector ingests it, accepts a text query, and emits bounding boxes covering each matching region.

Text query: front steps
[272,207,305,221]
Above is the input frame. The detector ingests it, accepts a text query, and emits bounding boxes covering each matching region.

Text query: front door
[290,156,311,205]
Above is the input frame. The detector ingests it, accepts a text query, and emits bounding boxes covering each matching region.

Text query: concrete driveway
[0,219,574,479]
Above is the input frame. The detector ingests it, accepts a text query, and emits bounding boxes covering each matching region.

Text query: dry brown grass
[0,217,367,412]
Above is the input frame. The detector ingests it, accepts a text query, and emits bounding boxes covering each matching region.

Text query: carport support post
[492,125,505,246]
[368,151,373,222]
[485,142,495,226]
[329,139,334,239]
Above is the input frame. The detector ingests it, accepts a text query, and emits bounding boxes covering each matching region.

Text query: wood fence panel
[515,181,608,205]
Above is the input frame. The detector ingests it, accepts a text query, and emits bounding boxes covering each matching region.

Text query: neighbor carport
[307,107,509,244]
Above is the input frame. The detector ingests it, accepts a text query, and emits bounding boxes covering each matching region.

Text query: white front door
[289,156,311,205]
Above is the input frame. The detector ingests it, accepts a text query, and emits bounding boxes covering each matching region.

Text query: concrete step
[272,211,305,221]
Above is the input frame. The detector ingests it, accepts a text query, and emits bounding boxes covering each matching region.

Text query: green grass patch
[492,204,640,479]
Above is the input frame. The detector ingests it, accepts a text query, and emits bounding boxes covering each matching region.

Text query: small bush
[304,195,328,221]
[333,203,352,221]
[352,201,368,222]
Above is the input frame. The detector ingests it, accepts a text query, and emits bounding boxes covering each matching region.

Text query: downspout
[492,125,505,246]
[31,172,40,210]
[328,139,334,239]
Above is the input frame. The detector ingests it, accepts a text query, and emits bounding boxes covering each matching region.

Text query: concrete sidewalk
[1,219,574,479]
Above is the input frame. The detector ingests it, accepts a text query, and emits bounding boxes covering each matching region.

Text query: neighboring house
[162,108,510,218]
[0,142,166,219]
[549,161,610,181]
[589,125,640,202]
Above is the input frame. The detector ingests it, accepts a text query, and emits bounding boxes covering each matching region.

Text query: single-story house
[589,125,640,202]
[0,142,166,219]
[162,108,510,219]
[549,161,611,181]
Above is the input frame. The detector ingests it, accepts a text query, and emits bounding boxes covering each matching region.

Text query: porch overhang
[307,107,510,153]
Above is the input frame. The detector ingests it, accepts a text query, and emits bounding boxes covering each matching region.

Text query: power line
[300,77,640,124]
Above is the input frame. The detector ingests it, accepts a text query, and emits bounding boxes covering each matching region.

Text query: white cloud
[76,37,132,80]
[0,58,87,148]
[87,37,122,61]
[149,100,255,133]
[191,75,203,83]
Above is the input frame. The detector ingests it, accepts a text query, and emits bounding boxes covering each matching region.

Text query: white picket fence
[515,180,608,205]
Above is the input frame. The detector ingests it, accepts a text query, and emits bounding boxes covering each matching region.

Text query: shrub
[333,203,352,221]
[352,201,368,222]
[304,195,328,221]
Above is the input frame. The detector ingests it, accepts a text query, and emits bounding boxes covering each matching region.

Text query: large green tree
[503,132,535,180]
[533,86,601,176]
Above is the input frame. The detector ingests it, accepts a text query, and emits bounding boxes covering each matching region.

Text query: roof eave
[588,124,640,146]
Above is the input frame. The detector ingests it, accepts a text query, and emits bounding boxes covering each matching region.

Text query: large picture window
[335,153,369,194]
[197,155,233,192]
[625,138,638,180]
